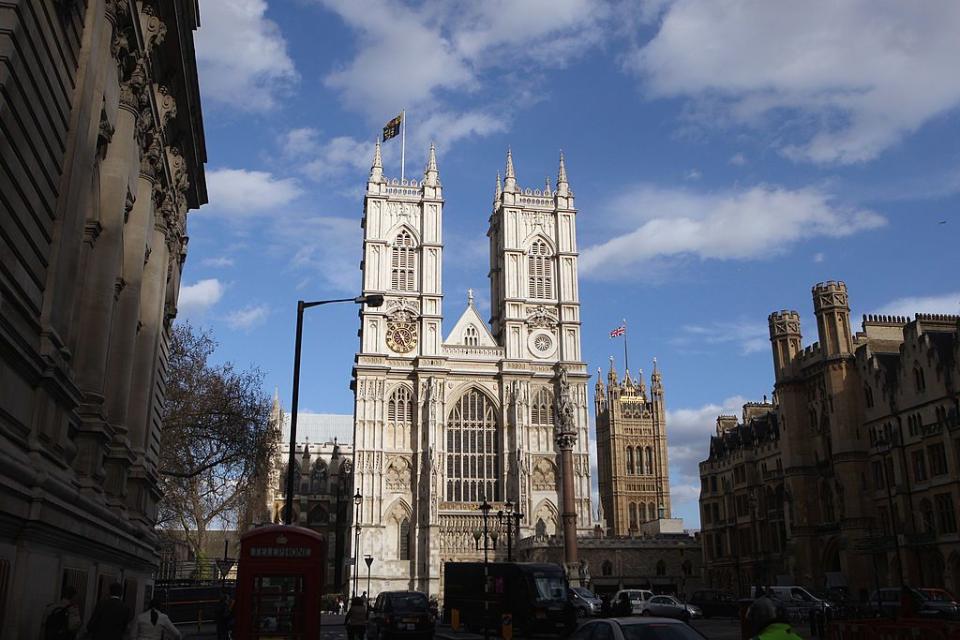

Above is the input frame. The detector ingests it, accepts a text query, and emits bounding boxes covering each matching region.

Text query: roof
[280,413,353,446]
[444,298,498,347]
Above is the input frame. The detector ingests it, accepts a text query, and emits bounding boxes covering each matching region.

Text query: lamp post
[474,499,498,640]
[283,294,384,525]
[497,498,523,562]
[365,555,374,603]
[352,489,363,598]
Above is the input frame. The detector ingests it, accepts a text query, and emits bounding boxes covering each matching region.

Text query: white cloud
[813,252,825,263]
[201,256,235,268]
[873,292,960,319]
[729,153,747,166]
[204,169,303,215]
[302,136,375,180]
[674,320,768,355]
[270,216,362,293]
[196,0,298,111]
[685,169,702,181]
[178,278,225,316]
[627,1,960,164]
[580,184,885,275]
[226,304,271,330]
[315,0,606,119]
[281,128,321,157]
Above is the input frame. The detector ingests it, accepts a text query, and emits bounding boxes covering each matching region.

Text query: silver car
[570,617,707,640]
[642,596,702,621]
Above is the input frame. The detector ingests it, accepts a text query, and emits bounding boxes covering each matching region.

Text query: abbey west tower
[352,145,592,596]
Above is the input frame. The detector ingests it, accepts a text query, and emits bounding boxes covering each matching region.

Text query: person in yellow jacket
[745,597,803,640]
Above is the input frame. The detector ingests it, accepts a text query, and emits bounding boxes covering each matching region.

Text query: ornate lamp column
[554,368,580,574]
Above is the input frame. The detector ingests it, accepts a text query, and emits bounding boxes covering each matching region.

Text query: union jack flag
[609,326,625,338]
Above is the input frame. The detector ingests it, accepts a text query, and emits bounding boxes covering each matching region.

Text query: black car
[688,590,739,618]
[368,591,435,640]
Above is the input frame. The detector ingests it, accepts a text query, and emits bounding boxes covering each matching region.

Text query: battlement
[800,341,822,360]
[813,280,847,293]
[768,310,801,338]
[812,280,850,313]
[916,313,960,323]
[863,314,909,326]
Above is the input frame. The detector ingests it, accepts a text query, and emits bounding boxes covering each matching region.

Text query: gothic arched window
[388,386,414,449]
[399,517,411,560]
[311,461,327,493]
[391,230,417,291]
[527,239,553,300]
[464,325,479,346]
[629,503,638,529]
[914,366,926,392]
[602,560,613,577]
[307,504,328,526]
[639,502,647,522]
[649,502,657,520]
[531,388,553,426]
[446,389,500,502]
[645,447,654,476]
[626,447,635,475]
[656,560,666,577]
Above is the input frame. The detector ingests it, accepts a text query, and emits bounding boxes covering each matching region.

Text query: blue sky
[182,0,960,528]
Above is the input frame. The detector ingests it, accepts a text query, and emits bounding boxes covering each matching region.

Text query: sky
[182,0,960,529]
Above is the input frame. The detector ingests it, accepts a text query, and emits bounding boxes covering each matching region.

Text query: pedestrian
[86,583,132,640]
[216,590,234,640]
[40,585,82,640]
[337,596,345,615]
[130,598,181,640]
[344,596,368,640]
[745,597,803,640]
[614,593,632,617]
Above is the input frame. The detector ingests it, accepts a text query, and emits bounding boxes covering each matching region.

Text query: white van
[612,589,655,614]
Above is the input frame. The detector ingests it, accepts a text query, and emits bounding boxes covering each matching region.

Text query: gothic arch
[384,221,422,246]
[525,236,555,300]
[311,460,327,493]
[383,498,413,561]
[389,227,418,292]
[385,456,412,492]
[532,457,557,491]
[386,384,415,450]
[532,499,558,537]
[530,387,553,451]
[307,503,329,526]
[520,231,557,255]
[445,387,501,503]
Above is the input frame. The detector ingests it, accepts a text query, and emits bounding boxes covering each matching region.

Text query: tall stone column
[554,368,580,582]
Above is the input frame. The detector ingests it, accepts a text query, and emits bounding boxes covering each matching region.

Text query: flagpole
[623,318,630,373]
[400,108,406,182]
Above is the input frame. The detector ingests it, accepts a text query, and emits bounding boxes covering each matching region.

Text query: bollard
[501,613,512,640]
[451,608,460,632]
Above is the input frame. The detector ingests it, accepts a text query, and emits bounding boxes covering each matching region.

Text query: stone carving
[532,458,556,491]
[386,457,411,491]
[139,136,162,180]
[139,3,167,54]
[526,305,558,329]
[97,107,114,158]
[157,85,177,127]
[554,368,577,448]
[119,55,146,110]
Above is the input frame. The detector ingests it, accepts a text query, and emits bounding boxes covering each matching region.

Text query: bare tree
[158,322,277,558]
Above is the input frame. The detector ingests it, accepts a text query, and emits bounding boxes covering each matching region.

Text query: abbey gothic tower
[352,144,592,596]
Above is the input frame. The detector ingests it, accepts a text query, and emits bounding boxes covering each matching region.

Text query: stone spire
[369,139,383,182]
[637,368,647,399]
[504,147,517,192]
[651,357,663,395]
[494,171,502,202]
[556,151,569,196]
[424,142,439,186]
[607,355,618,385]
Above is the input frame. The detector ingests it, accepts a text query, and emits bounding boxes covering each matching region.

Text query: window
[527,239,553,299]
[530,388,553,428]
[388,386,414,449]
[399,518,411,560]
[656,560,666,577]
[935,493,957,534]
[711,476,718,493]
[645,447,653,476]
[391,230,416,291]
[713,532,724,558]
[445,389,500,502]
[920,499,935,534]
[602,560,613,577]
[865,386,874,408]
[626,447,635,475]
[914,366,926,392]
[702,503,712,525]
[928,443,948,476]
[464,325,479,346]
[629,503,638,529]
[649,502,657,520]
[311,462,327,493]
[640,503,647,522]
[872,460,884,489]
[913,450,928,482]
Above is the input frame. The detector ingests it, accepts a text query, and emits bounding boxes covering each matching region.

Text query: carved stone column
[554,368,580,584]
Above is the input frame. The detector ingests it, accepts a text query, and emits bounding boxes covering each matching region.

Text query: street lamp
[497,498,523,562]
[353,489,363,598]
[474,499,498,640]
[365,555,374,603]
[283,294,384,525]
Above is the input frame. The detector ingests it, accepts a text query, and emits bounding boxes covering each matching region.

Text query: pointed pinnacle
[426,142,438,173]
[505,147,515,179]
[372,139,382,169]
[557,150,568,185]
[495,171,502,199]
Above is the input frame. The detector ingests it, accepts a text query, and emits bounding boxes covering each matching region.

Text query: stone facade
[0,0,206,635]
[263,402,355,595]
[699,402,789,595]
[699,281,960,599]
[517,532,703,599]
[351,147,592,599]
[595,360,672,536]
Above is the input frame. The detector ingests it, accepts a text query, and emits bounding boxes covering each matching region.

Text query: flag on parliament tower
[610,325,625,338]
[383,113,402,141]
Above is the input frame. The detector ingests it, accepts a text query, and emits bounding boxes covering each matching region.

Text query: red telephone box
[234,525,327,640]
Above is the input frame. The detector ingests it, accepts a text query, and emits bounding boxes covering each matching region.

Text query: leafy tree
[158,322,277,559]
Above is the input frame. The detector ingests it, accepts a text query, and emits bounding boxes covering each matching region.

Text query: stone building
[699,281,960,598]
[0,0,206,634]
[351,146,593,598]
[595,359,672,535]
[263,402,355,595]
[699,402,789,595]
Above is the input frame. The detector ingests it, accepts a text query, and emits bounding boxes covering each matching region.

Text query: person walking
[86,583,132,640]
[337,596,345,615]
[745,597,803,640]
[130,598,181,640]
[215,591,234,640]
[40,585,82,640]
[344,596,368,640]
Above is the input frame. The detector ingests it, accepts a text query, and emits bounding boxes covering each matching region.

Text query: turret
[812,280,853,357]
[503,147,518,193]
[595,367,606,412]
[369,139,383,184]
[423,142,439,187]
[769,310,802,381]
[556,151,569,196]
[636,368,646,400]
[651,357,663,397]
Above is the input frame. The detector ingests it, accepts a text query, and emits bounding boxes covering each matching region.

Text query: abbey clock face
[386,321,418,354]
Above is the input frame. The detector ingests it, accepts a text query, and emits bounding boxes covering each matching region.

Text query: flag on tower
[609,325,625,338]
[382,113,403,141]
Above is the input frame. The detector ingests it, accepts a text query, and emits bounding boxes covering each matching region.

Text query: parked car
[688,590,738,618]
[570,617,707,640]
[612,589,655,615]
[641,595,700,621]
[751,585,833,617]
[368,591,435,640]
[569,587,602,617]
[869,587,960,619]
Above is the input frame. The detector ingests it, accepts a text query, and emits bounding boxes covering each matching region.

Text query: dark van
[443,562,575,637]
[689,589,738,618]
